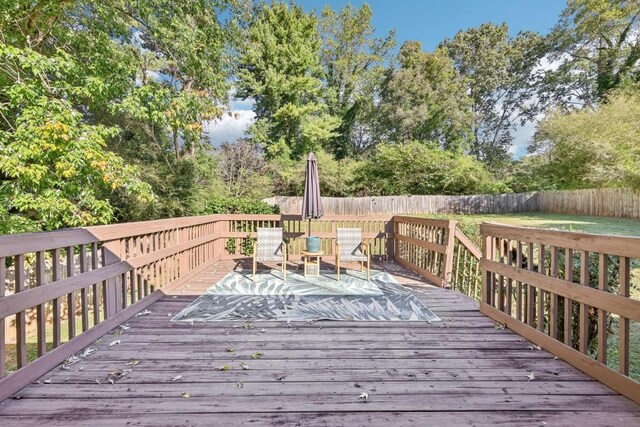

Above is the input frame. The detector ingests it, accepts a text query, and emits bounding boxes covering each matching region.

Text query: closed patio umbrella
[302,152,323,252]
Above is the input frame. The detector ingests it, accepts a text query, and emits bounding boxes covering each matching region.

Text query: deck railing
[3,213,637,405]
[480,222,640,404]
[220,215,394,259]
[0,215,223,401]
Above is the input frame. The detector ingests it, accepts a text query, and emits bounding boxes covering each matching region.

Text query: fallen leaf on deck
[106,369,131,384]
[120,325,130,331]
[216,365,231,371]
[171,375,182,382]
[527,344,542,351]
[408,331,416,337]
[226,347,235,352]
[127,359,139,367]
[494,323,506,330]
[61,355,81,369]
[358,392,369,402]
[251,352,263,359]
[115,329,123,336]
[275,375,286,381]
[440,323,448,329]
[44,379,52,384]
[553,356,559,360]
[182,392,190,398]
[81,348,97,358]
[260,328,267,333]
[243,322,255,330]
[235,381,244,388]
[240,361,250,370]
[135,309,151,317]
[526,372,536,381]
[109,340,121,347]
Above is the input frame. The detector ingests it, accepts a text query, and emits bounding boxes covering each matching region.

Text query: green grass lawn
[422,212,640,248]
[423,211,640,380]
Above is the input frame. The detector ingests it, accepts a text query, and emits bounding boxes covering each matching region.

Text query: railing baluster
[526,243,535,327]
[79,244,89,332]
[550,247,559,340]
[597,253,608,364]
[66,246,76,339]
[537,244,546,332]
[15,254,27,368]
[619,256,630,375]
[579,250,590,354]
[91,242,100,326]
[564,248,573,347]
[35,251,47,356]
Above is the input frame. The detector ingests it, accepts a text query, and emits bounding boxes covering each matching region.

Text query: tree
[0,0,234,228]
[319,3,395,158]
[215,139,272,199]
[532,88,640,189]
[353,141,503,196]
[377,42,472,151]
[235,2,340,159]
[441,23,544,172]
[0,45,152,233]
[541,0,640,108]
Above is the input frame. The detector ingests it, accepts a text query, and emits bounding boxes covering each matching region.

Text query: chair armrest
[362,241,371,255]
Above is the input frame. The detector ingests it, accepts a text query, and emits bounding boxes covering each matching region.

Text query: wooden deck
[1,260,639,426]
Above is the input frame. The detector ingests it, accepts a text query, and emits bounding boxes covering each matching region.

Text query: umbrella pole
[308,218,311,237]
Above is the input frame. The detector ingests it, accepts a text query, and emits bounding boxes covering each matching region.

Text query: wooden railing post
[442,220,457,287]
[102,241,121,318]
[481,235,492,304]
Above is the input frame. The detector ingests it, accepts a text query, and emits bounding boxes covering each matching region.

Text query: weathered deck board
[1,260,639,426]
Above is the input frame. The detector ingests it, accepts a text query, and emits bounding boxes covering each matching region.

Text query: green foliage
[441,23,544,173]
[377,42,472,151]
[319,3,395,158]
[0,44,152,233]
[353,141,505,196]
[268,148,359,196]
[236,2,340,159]
[203,197,279,215]
[532,89,640,189]
[542,0,640,106]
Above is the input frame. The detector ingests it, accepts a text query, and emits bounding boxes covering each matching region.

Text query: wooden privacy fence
[266,188,640,219]
[538,188,640,218]
[479,222,640,405]
[265,193,540,216]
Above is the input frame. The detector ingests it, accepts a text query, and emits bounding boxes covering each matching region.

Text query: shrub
[202,197,280,215]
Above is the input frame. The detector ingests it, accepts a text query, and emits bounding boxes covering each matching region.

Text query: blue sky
[211,0,567,157]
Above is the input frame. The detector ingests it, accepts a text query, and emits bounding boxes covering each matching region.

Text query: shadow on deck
[1,260,639,426]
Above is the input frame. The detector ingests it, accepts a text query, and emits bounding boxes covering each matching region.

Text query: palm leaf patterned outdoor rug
[171,269,440,322]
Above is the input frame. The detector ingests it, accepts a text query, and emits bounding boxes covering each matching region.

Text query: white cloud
[206,110,255,147]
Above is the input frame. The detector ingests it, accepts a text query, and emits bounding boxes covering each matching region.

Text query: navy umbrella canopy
[301,153,323,247]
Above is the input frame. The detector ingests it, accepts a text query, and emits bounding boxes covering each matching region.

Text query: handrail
[479,222,640,405]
